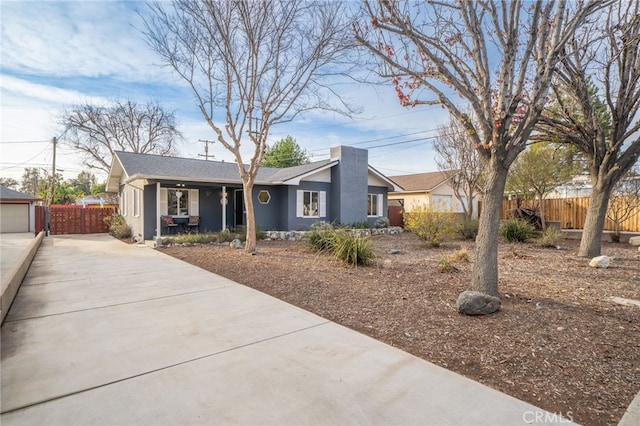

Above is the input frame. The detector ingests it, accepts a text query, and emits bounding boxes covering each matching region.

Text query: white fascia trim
[106,156,126,192]
[368,165,403,192]
[278,161,339,185]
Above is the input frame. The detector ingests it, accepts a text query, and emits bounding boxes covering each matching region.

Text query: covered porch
[143,181,246,240]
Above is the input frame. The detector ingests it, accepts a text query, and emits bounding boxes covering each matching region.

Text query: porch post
[156,182,161,239]
[222,185,227,231]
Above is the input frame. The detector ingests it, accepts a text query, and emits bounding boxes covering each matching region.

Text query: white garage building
[0,186,42,233]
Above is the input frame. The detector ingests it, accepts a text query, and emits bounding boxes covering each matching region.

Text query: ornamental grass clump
[535,226,564,248]
[331,231,373,266]
[307,222,373,265]
[500,219,536,243]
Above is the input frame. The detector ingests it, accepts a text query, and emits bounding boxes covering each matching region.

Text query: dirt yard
[160,232,640,425]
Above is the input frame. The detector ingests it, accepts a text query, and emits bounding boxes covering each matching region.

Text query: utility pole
[198,139,215,160]
[50,136,57,206]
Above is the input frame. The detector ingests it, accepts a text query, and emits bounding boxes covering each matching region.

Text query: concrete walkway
[1,234,572,425]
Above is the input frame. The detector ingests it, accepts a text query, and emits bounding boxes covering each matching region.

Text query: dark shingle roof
[114,151,332,185]
[388,170,458,192]
[0,186,42,201]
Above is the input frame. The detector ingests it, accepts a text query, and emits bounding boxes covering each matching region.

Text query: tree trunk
[538,194,546,231]
[243,180,257,253]
[466,188,474,221]
[469,166,509,298]
[578,186,611,257]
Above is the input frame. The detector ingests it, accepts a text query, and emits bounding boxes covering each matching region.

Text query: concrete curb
[1,231,44,324]
[619,390,640,426]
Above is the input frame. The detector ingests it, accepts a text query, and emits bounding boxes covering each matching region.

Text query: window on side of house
[431,194,452,212]
[296,190,326,218]
[167,188,189,216]
[368,193,383,217]
[304,191,319,217]
[133,188,140,217]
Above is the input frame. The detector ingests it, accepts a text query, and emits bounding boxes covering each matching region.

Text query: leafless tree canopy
[354,0,605,306]
[535,0,640,256]
[61,100,180,173]
[141,0,357,252]
[434,117,484,220]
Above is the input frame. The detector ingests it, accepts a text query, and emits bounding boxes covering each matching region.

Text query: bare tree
[61,100,180,173]
[354,0,604,314]
[535,0,640,257]
[141,0,356,253]
[607,167,640,243]
[434,117,484,221]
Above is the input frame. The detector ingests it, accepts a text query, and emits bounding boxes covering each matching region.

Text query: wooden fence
[388,205,404,227]
[500,197,640,232]
[35,205,46,234]
[49,205,116,235]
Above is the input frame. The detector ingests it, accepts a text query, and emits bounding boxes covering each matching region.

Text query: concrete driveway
[1,234,569,425]
[0,233,36,279]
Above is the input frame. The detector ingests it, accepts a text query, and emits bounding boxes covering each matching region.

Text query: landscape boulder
[230,238,243,249]
[629,236,640,246]
[589,255,610,268]
[456,291,501,315]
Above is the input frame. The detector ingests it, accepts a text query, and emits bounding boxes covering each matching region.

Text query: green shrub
[307,223,374,265]
[500,219,536,243]
[535,226,564,247]
[350,221,370,229]
[104,214,131,239]
[163,233,217,245]
[375,217,390,229]
[459,219,479,240]
[307,223,338,252]
[403,204,457,247]
[331,231,373,265]
[438,256,458,273]
[217,229,235,243]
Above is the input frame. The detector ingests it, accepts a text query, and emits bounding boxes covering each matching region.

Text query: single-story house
[0,186,42,233]
[106,145,402,241]
[388,170,479,219]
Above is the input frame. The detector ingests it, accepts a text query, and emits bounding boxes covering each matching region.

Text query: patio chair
[161,215,179,235]
[187,216,200,233]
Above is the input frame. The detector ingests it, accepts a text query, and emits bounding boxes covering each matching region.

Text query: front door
[234,189,245,228]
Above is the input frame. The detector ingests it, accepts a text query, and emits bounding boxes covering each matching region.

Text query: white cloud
[1,74,108,106]
[0,1,166,84]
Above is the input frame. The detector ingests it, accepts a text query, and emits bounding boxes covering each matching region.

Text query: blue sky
[0,0,450,184]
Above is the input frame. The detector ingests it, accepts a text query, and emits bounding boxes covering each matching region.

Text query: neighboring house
[106,146,401,240]
[546,175,593,199]
[388,170,479,219]
[0,186,42,233]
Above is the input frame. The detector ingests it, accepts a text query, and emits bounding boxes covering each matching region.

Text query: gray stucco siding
[330,146,369,225]
[252,185,286,231]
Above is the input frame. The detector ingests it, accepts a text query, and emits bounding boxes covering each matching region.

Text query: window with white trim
[160,188,199,216]
[133,189,140,217]
[368,193,383,217]
[168,189,189,216]
[296,190,326,218]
